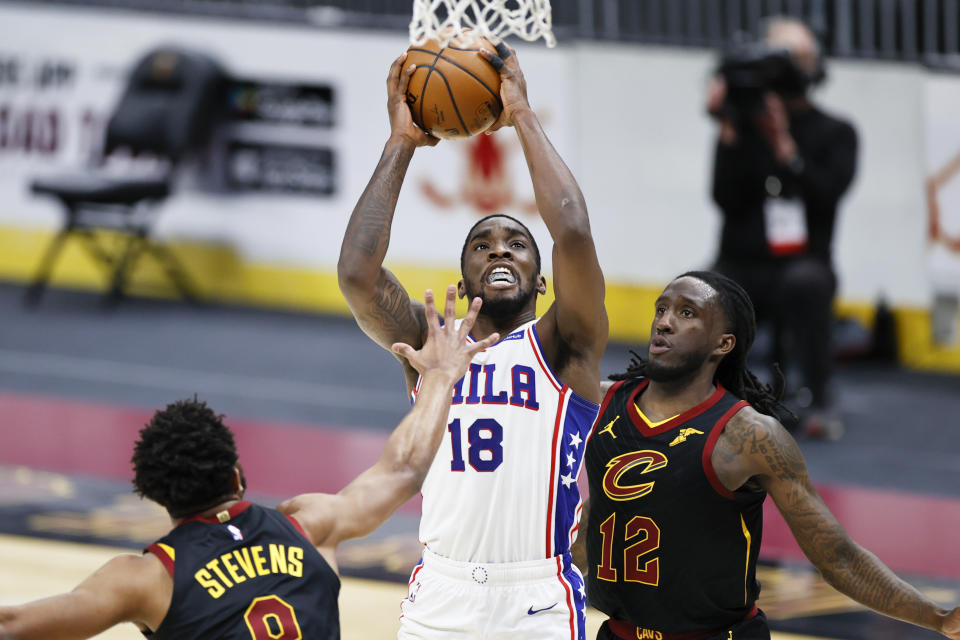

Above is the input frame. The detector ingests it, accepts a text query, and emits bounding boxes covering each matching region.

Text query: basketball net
[410,0,556,48]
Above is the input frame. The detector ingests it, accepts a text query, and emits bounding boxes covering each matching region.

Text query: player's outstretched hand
[387,52,440,147]
[392,285,498,383]
[479,42,530,132]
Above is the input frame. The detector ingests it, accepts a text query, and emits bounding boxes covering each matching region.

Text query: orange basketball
[405,35,503,139]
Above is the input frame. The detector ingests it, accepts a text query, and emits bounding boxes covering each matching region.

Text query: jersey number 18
[448,418,504,472]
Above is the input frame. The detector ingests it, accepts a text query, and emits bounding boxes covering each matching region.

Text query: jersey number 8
[244,595,302,640]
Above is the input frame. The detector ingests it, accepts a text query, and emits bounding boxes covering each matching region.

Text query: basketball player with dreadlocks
[580,271,960,640]
[339,44,606,638]
[0,288,498,640]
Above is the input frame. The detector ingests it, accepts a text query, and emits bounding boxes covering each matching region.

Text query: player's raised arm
[279,287,498,552]
[481,44,607,401]
[714,408,960,639]
[338,53,440,391]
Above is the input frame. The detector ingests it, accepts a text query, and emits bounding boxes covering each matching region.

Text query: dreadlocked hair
[610,270,795,423]
[132,397,239,517]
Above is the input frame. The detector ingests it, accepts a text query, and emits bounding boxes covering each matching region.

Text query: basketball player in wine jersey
[339,44,607,639]
[580,271,960,640]
[0,288,498,640]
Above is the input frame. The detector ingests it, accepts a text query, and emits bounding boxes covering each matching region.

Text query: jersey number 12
[596,512,660,586]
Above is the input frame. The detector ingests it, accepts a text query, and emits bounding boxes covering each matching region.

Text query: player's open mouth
[486,266,517,286]
[649,336,671,355]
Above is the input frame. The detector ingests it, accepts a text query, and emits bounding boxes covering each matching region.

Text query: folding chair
[25,46,227,307]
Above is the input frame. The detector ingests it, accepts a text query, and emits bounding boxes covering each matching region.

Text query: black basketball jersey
[143,501,340,640]
[584,378,765,634]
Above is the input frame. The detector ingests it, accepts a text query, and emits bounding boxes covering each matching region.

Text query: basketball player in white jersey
[338,43,607,638]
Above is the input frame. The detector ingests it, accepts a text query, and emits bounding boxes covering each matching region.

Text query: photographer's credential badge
[763,176,808,255]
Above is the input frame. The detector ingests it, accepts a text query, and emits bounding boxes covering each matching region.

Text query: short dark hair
[131,397,239,517]
[611,270,793,422]
[460,214,542,276]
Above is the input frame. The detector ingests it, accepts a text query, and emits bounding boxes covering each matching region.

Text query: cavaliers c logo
[602,450,668,501]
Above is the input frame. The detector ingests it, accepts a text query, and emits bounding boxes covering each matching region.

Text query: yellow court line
[0,224,958,372]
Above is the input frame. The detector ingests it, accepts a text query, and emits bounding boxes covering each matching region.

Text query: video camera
[715,40,815,132]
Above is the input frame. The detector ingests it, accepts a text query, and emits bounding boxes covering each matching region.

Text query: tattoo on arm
[366,277,423,339]
[347,215,391,258]
[341,141,427,355]
[752,426,804,484]
[753,419,945,630]
[344,144,413,258]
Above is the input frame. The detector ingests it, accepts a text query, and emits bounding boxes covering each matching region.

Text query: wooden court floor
[0,534,832,640]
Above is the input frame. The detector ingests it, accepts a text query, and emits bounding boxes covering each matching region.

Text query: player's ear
[457,279,467,299]
[233,465,245,494]
[715,333,736,357]
[536,274,547,295]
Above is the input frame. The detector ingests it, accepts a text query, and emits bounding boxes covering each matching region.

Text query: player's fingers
[470,332,500,354]
[422,289,440,333]
[424,134,441,147]
[442,285,457,330]
[494,41,512,60]
[391,342,415,360]
[393,63,416,101]
[458,296,482,338]
[388,53,406,87]
[399,62,417,94]
[479,48,505,72]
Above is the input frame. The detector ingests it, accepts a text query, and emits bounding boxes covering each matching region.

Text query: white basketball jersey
[413,318,600,563]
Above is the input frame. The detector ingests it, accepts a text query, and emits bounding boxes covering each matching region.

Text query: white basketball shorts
[398,548,587,639]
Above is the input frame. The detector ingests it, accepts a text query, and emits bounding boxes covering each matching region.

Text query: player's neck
[171,497,243,525]
[642,371,718,420]
[473,308,536,339]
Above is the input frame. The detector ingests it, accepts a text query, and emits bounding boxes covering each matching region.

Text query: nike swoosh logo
[527,602,558,615]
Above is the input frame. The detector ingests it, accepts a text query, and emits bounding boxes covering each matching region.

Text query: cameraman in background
[707,16,858,439]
